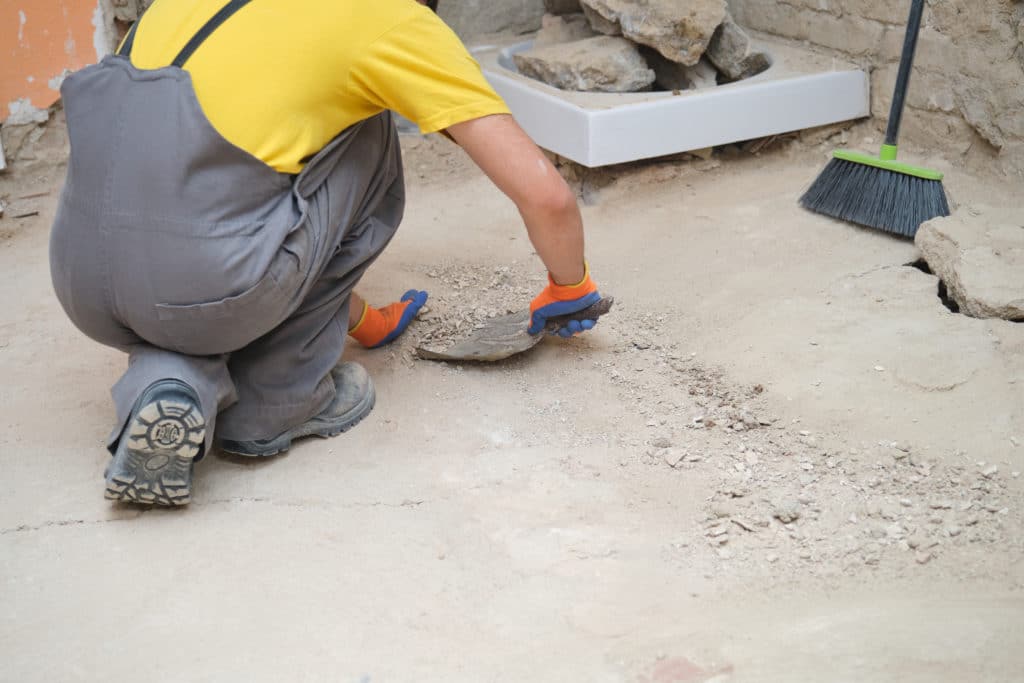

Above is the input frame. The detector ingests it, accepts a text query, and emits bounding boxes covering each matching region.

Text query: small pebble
[773,502,801,524]
[766,553,779,563]
[899,498,913,507]
[946,526,962,537]
[798,549,812,560]
[651,436,672,449]
[874,366,886,372]
[915,551,933,565]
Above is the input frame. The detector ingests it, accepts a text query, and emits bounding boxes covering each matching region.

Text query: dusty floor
[1,115,1023,682]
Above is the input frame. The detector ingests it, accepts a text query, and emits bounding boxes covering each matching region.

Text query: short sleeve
[348,13,511,134]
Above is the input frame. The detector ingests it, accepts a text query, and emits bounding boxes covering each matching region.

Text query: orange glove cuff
[532,262,598,312]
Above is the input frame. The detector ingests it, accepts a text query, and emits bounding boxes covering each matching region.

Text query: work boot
[220,362,375,458]
[104,379,206,506]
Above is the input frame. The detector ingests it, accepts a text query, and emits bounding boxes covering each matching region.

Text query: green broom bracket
[833,149,944,181]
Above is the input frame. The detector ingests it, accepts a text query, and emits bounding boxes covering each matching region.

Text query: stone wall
[727,0,1024,177]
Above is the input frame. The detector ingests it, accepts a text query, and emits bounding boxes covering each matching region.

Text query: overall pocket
[155,257,295,355]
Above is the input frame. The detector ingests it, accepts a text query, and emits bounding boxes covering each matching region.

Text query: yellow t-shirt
[128,0,510,173]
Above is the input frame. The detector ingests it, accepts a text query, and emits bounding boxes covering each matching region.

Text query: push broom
[799,0,949,238]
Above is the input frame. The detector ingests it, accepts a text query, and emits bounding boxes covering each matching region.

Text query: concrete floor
[1,121,1022,682]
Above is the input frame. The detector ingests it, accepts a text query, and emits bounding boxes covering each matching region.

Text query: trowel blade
[416,297,614,363]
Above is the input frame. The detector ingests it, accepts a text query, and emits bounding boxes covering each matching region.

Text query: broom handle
[884,0,926,151]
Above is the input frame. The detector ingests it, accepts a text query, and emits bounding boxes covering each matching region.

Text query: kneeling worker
[50,0,603,505]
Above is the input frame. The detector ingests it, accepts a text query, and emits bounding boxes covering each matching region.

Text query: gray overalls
[49,1,405,455]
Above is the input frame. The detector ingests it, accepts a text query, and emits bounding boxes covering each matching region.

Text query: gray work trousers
[50,56,405,454]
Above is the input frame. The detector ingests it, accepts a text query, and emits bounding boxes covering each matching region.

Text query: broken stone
[662,449,685,468]
[916,206,1024,322]
[514,36,656,92]
[534,13,598,47]
[706,14,770,80]
[731,518,757,532]
[544,0,583,14]
[643,49,719,90]
[581,3,621,35]
[579,0,728,66]
[772,501,801,524]
[710,502,734,518]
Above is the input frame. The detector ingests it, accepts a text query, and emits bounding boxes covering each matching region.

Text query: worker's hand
[528,264,601,337]
[349,290,429,349]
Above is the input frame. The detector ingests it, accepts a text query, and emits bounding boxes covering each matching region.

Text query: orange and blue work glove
[349,290,429,349]
[528,263,602,338]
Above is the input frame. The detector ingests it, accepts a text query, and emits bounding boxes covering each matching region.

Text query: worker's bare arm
[446,114,586,285]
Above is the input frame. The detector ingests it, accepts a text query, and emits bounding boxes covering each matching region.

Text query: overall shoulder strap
[172,0,255,68]
[117,19,141,57]
[117,0,255,66]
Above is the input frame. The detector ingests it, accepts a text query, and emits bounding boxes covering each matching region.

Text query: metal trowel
[416,297,614,362]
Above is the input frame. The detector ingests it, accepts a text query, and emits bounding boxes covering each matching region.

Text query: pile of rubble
[514,0,769,93]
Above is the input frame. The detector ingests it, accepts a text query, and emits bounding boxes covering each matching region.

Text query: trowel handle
[884,0,926,150]
[543,297,615,333]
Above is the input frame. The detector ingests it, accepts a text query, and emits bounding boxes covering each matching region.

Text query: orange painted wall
[2,0,103,112]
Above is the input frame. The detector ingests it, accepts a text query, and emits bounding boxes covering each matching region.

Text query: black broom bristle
[799,157,950,238]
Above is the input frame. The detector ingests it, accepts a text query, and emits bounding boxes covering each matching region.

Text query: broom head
[799,148,950,238]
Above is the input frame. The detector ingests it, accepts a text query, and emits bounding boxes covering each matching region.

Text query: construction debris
[534,13,597,48]
[706,14,771,81]
[518,4,767,94]
[513,36,656,93]
[916,205,1024,321]
[580,0,727,66]
[580,4,621,36]
[645,52,719,91]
